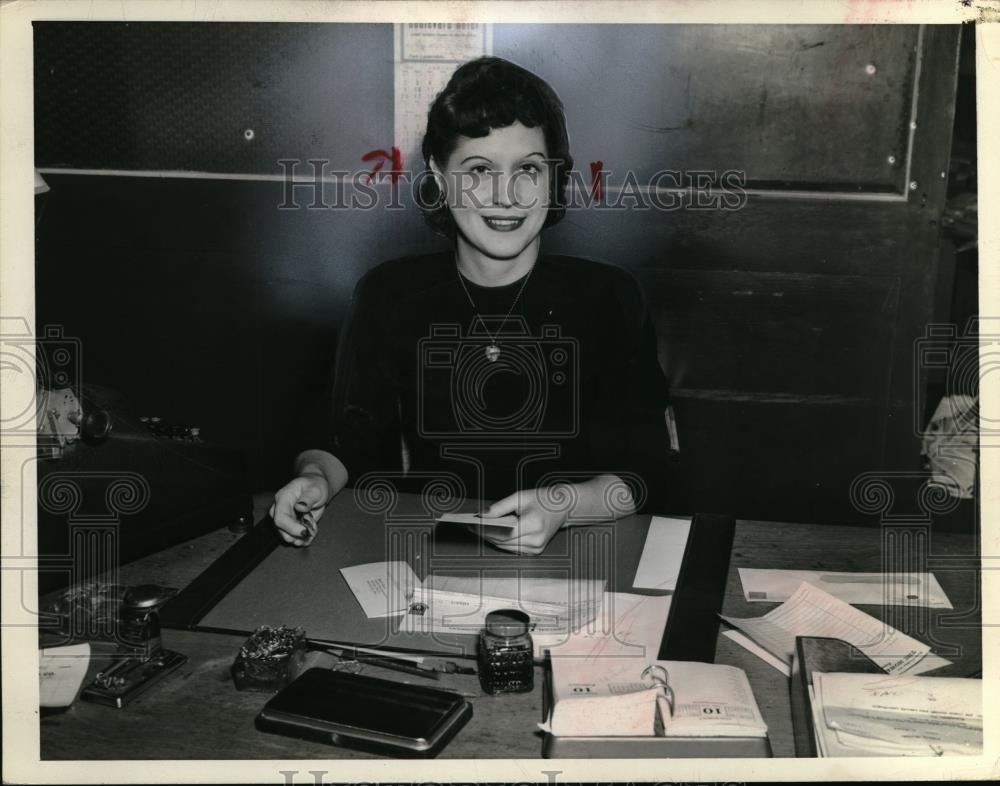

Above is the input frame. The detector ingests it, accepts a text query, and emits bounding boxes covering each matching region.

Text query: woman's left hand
[476,484,574,555]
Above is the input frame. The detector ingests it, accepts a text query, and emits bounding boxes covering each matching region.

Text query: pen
[321,646,442,680]
[312,641,477,677]
[299,510,318,545]
[355,655,441,680]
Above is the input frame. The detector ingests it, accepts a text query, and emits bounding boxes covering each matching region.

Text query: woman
[271,56,671,555]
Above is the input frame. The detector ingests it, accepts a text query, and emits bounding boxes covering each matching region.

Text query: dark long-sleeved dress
[327,251,672,513]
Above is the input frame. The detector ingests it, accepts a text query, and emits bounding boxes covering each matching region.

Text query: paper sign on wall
[393,23,493,162]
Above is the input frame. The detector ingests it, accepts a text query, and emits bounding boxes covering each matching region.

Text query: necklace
[455,260,534,362]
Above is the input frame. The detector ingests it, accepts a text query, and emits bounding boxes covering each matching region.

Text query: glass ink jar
[477,609,534,695]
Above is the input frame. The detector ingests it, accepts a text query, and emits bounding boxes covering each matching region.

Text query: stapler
[80,584,187,708]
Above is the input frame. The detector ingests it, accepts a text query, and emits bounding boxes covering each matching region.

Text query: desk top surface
[194,491,665,654]
[39,499,981,761]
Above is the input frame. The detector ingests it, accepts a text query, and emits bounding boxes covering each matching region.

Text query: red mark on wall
[362,147,404,184]
[589,160,605,203]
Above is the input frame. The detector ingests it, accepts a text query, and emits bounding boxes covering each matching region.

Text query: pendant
[485,344,501,362]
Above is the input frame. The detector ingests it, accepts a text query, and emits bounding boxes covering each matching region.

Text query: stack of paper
[810,672,982,756]
[534,591,672,659]
[540,657,768,739]
[339,539,676,651]
[339,562,606,636]
[722,582,951,676]
[399,574,606,636]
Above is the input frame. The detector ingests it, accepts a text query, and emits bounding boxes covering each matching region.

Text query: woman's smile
[482,215,527,232]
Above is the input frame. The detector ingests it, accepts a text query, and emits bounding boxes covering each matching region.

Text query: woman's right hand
[270,473,331,547]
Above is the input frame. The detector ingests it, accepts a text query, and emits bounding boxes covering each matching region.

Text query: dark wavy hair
[419,56,573,237]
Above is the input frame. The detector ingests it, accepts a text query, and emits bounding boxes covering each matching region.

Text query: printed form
[812,672,982,756]
[721,582,951,675]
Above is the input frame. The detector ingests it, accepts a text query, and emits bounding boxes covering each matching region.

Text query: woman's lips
[482,216,526,232]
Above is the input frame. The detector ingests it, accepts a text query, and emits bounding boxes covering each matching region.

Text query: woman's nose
[491,172,514,207]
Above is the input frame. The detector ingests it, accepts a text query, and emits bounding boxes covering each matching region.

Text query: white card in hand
[436,513,518,530]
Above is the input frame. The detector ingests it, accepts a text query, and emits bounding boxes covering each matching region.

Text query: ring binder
[540,652,772,758]
[640,664,675,716]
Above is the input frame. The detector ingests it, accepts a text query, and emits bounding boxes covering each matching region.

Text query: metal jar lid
[484,609,530,638]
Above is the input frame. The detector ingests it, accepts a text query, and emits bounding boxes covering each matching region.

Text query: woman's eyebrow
[458,152,547,165]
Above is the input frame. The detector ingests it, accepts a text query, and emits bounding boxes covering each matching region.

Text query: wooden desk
[40,511,980,760]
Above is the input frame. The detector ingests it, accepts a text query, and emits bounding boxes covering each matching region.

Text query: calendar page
[393,23,493,165]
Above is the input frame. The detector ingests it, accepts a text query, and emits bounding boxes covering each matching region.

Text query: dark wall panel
[34,23,393,173]
[496,24,918,191]
[670,397,886,523]
[36,22,918,192]
[637,269,900,398]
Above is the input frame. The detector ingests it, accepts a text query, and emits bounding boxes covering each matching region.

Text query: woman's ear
[428,157,449,206]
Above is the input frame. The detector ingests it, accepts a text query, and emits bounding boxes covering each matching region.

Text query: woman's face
[436,122,550,264]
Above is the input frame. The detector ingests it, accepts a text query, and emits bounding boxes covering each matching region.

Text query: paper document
[541,657,767,738]
[399,575,604,636]
[536,592,672,660]
[812,672,982,756]
[340,561,420,618]
[436,512,518,530]
[722,630,791,677]
[631,516,691,591]
[39,642,91,707]
[739,568,953,608]
[721,582,951,675]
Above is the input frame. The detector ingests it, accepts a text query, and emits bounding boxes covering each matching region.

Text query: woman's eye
[470,165,491,175]
[520,162,541,173]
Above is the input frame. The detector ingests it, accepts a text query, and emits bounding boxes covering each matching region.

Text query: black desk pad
[160,490,733,659]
